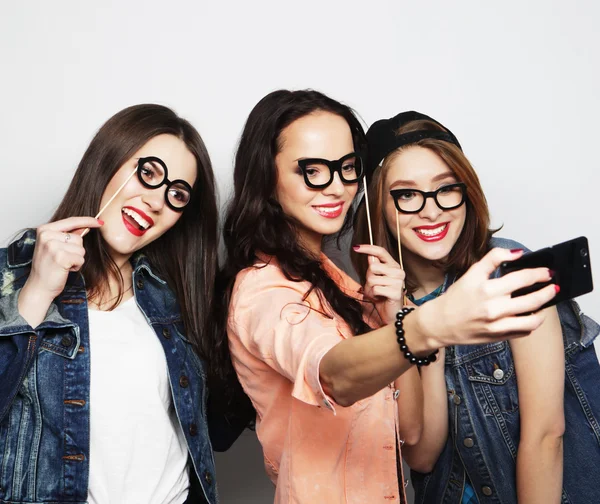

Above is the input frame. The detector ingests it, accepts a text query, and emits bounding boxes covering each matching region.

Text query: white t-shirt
[87,297,190,504]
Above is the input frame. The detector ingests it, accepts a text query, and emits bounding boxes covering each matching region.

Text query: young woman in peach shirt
[212,90,557,504]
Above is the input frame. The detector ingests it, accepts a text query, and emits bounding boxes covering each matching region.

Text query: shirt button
[61,335,72,347]
[189,423,198,436]
[136,278,144,290]
[482,486,493,496]
[204,471,213,484]
[162,327,171,339]
[463,437,474,448]
[179,375,189,388]
[453,395,461,405]
[493,368,505,380]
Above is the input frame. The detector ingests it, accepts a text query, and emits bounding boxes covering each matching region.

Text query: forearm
[320,312,438,406]
[402,349,449,472]
[516,434,563,504]
[395,367,424,446]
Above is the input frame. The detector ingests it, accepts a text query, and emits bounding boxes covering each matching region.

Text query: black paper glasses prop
[297,152,365,189]
[80,156,192,237]
[136,157,192,211]
[390,183,467,214]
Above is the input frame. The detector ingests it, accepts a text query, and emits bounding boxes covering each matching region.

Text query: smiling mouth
[312,203,344,219]
[413,223,449,241]
[121,207,154,236]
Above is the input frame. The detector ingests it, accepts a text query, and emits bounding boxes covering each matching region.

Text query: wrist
[408,303,443,353]
[18,280,55,327]
[396,308,439,366]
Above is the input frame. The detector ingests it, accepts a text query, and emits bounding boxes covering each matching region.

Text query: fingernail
[554,284,561,294]
[97,219,104,225]
[548,269,556,278]
[352,245,360,251]
[510,248,523,253]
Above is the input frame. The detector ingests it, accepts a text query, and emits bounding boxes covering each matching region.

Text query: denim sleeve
[0,289,66,422]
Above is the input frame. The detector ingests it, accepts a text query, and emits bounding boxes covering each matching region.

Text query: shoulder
[232,260,310,302]
[488,236,531,253]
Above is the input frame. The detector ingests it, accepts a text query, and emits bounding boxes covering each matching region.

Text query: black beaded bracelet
[395,307,439,366]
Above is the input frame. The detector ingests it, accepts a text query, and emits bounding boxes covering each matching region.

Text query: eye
[303,164,325,178]
[438,185,455,194]
[341,162,356,172]
[397,190,417,200]
[168,188,190,204]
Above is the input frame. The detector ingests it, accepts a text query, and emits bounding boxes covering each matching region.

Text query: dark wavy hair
[51,104,218,361]
[210,89,370,410]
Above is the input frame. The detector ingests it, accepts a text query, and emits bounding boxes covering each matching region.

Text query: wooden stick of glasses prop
[80,167,138,238]
[362,173,374,247]
[395,208,409,306]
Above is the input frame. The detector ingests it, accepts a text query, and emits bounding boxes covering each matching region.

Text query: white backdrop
[1,1,599,503]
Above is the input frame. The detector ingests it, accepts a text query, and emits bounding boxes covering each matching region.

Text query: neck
[297,228,323,257]
[88,256,134,309]
[403,248,446,298]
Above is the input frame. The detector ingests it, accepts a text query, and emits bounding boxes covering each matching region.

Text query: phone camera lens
[581,248,589,258]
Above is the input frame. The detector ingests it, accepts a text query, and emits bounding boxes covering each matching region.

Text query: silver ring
[64,232,71,243]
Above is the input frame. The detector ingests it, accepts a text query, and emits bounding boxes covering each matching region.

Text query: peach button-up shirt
[227,255,406,504]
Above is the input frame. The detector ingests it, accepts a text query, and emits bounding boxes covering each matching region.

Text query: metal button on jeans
[61,335,72,347]
[204,471,213,484]
[162,327,171,339]
[179,375,189,388]
[463,437,474,448]
[482,486,493,496]
[493,368,505,380]
[453,395,461,405]
[189,423,198,436]
[136,278,144,290]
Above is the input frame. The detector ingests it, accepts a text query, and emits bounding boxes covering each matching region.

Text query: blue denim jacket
[411,237,600,504]
[0,230,229,504]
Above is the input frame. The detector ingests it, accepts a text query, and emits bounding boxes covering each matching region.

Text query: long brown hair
[353,119,495,292]
[51,104,218,358]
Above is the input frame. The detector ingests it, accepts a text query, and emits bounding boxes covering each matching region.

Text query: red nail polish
[510,248,523,253]
[352,245,360,251]
[554,284,560,294]
[97,219,104,225]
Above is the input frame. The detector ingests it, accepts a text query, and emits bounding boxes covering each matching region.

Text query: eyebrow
[389,171,457,190]
[293,152,355,162]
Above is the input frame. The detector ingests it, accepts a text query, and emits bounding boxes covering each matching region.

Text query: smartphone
[499,236,593,310]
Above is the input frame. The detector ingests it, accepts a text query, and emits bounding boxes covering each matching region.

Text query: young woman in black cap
[213,89,560,504]
[353,111,600,503]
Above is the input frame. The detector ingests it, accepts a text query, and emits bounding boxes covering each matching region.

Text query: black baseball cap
[365,111,462,177]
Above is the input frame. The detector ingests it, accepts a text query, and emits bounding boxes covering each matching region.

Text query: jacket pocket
[465,342,519,416]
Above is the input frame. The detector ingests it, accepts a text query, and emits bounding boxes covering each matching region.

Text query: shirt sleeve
[229,266,345,413]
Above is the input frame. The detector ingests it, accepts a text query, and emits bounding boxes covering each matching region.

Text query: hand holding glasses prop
[80,156,192,237]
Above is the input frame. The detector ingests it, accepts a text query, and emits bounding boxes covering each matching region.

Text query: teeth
[314,204,342,214]
[415,224,447,237]
[122,208,151,230]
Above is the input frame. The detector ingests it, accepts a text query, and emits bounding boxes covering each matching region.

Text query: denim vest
[0,230,225,504]
[411,237,600,504]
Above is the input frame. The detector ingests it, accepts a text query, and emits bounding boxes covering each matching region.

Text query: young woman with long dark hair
[0,104,237,504]
[214,90,558,503]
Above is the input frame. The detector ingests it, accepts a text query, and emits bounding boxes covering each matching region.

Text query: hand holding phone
[499,236,593,310]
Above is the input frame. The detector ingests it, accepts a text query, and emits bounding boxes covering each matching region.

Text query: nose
[418,195,443,221]
[323,172,345,197]
[141,187,165,212]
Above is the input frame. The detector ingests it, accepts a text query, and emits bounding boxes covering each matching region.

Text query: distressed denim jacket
[411,237,600,504]
[0,230,233,504]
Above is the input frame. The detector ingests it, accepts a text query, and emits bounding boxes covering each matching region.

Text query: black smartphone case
[499,236,593,310]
